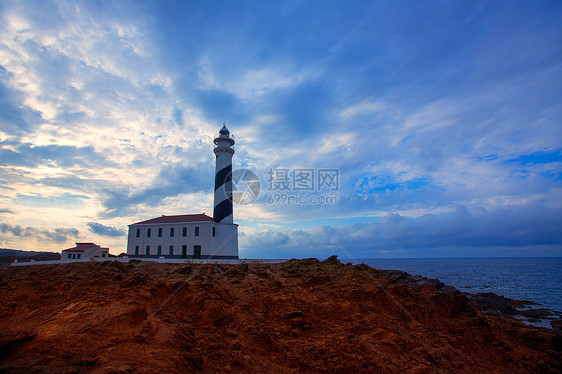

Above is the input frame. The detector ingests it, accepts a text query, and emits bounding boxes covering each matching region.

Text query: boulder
[467,293,518,315]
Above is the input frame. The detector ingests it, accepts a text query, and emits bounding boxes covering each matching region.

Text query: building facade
[126,214,238,259]
[62,242,109,260]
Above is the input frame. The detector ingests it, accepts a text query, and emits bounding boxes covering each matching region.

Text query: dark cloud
[38,176,94,191]
[0,208,14,214]
[0,67,43,136]
[101,163,213,217]
[54,110,89,124]
[87,222,126,237]
[0,223,79,243]
[16,193,88,207]
[172,105,183,126]
[243,204,562,256]
[197,88,246,124]
[0,142,113,169]
[246,230,290,248]
[270,79,336,139]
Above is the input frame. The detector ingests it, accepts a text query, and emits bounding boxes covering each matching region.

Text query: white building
[62,242,109,260]
[126,124,239,260]
[126,213,238,259]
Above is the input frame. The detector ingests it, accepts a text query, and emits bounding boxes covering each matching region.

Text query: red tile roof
[132,214,215,225]
[62,243,101,252]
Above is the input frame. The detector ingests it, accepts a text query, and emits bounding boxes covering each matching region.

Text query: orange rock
[0,259,560,373]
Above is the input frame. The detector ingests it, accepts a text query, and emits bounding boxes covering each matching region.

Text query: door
[182,245,187,259]
[193,245,201,259]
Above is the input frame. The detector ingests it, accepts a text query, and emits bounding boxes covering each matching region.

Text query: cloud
[16,193,88,208]
[0,223,79,243]
[101,162,213,217]
[245,230,290,248]
[0,68,43,136]
[242,204,562,256]
[0,208,15,214]
[348,204,562,249]
[0,1,560,256]
[87,222,126,237]
[0,141,113,169]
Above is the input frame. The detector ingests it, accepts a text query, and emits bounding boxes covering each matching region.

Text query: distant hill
[0,248,60,266]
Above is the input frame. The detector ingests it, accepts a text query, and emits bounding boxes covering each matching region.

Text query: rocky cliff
[0,257,560,373]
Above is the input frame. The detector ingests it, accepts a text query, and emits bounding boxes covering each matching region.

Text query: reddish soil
[0,258,560,373]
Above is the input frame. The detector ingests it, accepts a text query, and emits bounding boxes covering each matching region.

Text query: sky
[0,0,561,258]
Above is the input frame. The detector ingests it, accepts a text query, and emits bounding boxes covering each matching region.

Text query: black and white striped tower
[213,124,235,223]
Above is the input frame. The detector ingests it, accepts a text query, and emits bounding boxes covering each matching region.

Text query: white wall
[61,246,108,260]
[213,223,238,257]
[127,221,225,258]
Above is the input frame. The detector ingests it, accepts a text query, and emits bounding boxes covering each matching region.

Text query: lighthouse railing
[213,133,235,148]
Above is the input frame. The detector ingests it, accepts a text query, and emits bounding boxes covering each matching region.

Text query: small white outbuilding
[61,242,109,260]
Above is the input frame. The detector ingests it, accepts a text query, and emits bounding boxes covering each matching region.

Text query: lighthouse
[125,124,239,259]
[213,124,235,223]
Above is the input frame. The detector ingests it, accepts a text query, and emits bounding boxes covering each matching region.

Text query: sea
[348,257,562,313]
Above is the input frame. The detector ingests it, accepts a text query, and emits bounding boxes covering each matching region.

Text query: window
[102,253,106,257]
[77,254,81,259]
[158,228,162,237]
[212,227,215,237]
[147,228,151,237]
[136,228,140,238]
[170,227,174,237]
[135,245,139,255]
[146,245,150,255]
[72,253,76,259]
[157,245,162,256]
[67,253,72,259]
[195,226,199,236]
[169,245,173,256]
[182,227,187,237]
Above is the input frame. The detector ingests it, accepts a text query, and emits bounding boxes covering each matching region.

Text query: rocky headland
[0,257,560,373]
[380,268,562,329]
